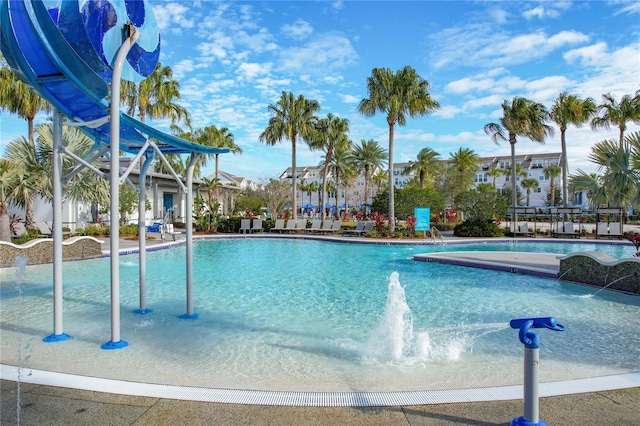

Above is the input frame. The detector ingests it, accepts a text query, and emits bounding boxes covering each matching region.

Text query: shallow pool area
[1,238,639,392]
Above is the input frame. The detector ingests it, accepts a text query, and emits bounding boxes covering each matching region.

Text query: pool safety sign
[414,207,430,231]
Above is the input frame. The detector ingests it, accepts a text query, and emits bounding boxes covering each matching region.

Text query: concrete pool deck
[2,232,638,424]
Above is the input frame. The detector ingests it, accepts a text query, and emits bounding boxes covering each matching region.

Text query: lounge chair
[36,221,53,238]
[306,219,322,233]
[328,219,343,233]
[270,219,285,233]
[239,219,251,234]
[514,222,534,237]
[295,219,307,233]
[596,222,622,239]
[345,221,372,236]
[283,219,297,233]
[343,221,366,236]
[553,222,580,238]
[251,218,263,233]
[319,220,334,233]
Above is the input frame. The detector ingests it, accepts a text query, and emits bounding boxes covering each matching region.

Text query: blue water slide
[0,0,228,156]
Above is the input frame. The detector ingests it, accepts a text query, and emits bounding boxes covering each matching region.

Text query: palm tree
[404,147,441,188]
[521,178,539,206]
[449,147,481,194]
[310,113,350,219]
[358,66,439,231]
[588,136,639,209]
[259,91,320,220]
[484,97,553,230]
[0,159,24,242]
[329,141,355,213]
[591,93,640,146]
[199,177,221,231]
[121,62,190,126]
[0,64,52,144]
[173,124,241,179]
[485,167,503,188]
[543,164,562,206]
[351,139,387,214]
[551,92,596,209]
[569,171,608,207]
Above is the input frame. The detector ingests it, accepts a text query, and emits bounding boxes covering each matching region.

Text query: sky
[1,0,639,183]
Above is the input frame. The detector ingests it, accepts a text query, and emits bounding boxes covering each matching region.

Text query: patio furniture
[270,219,285,233]
[239,219,251,234]
[251,219,263,233]
[553,222,580,239]
[514,222,535,237]
[306,219,322,233]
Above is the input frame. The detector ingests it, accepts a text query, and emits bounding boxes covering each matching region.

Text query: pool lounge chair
[344,221,373,236]
[270,219,285,233]
[596,222,622,239]
[553,222,580,238]
[295,219,308,233]
[327,219,343,234]
[343,221,366,236]
[319,219,334,233]
[239,219,251,234]
[36,221,53,238]
[306,219,322,233]
[514,222,535,237]
[283,219,297,233]
[251,219,263,233]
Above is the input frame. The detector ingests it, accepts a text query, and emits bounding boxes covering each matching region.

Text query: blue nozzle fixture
[510,317,565,349]
[510,316,565,426]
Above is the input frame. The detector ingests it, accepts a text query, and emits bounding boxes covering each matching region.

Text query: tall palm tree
[405,147,441,188]
[521,178,539,206]
[485,167,503,188]
[484,97,553,229]
[591,92,640,146]
[330,141,355,212]
[121,62,190,126]
[351,139,387,214]
[551,92,596,209]
[310,113,350,219]
[259,91,320,220]
[0,63,52,144]
[199,177,221,231]
[358,66,439,231]
[449,147,481,197]
[543,164,562,206]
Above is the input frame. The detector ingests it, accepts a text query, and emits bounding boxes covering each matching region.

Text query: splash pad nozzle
[510,316,565,426]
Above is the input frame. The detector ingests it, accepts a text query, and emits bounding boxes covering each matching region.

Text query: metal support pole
[102,25,140,349]
[179,153,199,320]
[523,347,540,423]
[133,155,154,315]
[44,110,70,343]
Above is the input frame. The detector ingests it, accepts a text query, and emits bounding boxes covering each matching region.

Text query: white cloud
[523,1,572,20]
[281,19,314,40]
[564,42,608,66]
[153,3,196,33]
[278,33,358,73]
[237,62,273,80]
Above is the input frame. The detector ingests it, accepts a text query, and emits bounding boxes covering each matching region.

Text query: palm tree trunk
[0,206,11,242]
[388,123,395,233]
[510,138,517,234]
[291,136,297,220]
[561,128,568,209]
[215,154,220,180]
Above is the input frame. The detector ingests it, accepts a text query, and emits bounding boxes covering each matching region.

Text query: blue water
[1,239,638,392]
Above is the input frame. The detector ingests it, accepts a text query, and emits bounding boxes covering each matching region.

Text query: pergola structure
[1,0,229,348]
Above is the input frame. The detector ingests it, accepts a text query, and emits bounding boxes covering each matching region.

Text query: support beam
[179,153,200,320]
[43,110,70,343]
[133,155,154,315]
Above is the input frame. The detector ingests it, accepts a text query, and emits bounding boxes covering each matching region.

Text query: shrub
[454,220,503,237]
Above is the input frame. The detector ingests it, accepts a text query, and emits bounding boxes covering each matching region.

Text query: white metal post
[180,153,199,319]
[44,110,70,343]
[102,25,140,349]
[134,156,154,315]
[523,347,540,423]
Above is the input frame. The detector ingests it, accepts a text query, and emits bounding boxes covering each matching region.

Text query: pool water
[1,239,638,392]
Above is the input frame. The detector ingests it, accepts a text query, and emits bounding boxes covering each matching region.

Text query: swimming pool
[1,238,638,392]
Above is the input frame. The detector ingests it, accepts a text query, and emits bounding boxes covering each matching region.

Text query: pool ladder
[430,227,444,245]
